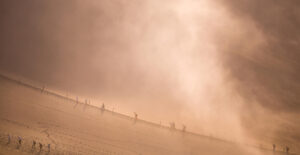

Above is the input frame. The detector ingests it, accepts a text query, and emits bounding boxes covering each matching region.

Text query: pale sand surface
[0,76,296,155]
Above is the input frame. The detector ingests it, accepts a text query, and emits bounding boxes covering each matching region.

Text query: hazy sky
[0,0,299,149]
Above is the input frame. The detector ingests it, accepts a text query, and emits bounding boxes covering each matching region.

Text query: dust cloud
[0,0,299,152]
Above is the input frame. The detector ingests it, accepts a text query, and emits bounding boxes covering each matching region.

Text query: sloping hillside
[0,75,295,155]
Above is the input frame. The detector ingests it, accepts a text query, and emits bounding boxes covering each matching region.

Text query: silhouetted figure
[48,144,51,152]
[272,144,276,151]
[134,112,138,123]
[39,143,43,151]
[74,97,79,109]
[101,103,105,114]
[83,99,88,110]
[41,86,45,93]
[18,136,22,145]
[170,122,175,130]
[182,125,186,132]
[286,146,289,154]
[7,134,11,144]
[134,113,138,120]
[32,140,36,149]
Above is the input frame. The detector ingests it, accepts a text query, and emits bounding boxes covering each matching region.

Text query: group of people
[169,122,187,133]
[273,144,290,154]
[32,140,51,152]
[7,134,51,152]
[40,86,295,154]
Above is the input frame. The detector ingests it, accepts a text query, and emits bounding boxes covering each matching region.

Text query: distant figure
[134,112,138,122]
[41,85,45,93]
[32,140,36,149]
[7,134,11,144]
[83,99,88,110]
[170,122,175,130]
[286,146,289,154]
[73,97,79,109]
[39,143,43,151]
[134,112,138,119]
[48,144,51,152]
[182,125,186,132]
[272,144,276,151]
[101,103,105,113]
[18,136,22,145]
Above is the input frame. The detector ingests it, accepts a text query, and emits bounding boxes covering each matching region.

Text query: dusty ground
[0,76,297,155]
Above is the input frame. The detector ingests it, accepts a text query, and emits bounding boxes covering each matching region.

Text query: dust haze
[0,0,299,153]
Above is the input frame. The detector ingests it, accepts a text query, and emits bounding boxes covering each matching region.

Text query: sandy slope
[0,76,296,155]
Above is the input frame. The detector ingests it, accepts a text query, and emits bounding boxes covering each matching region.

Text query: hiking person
[39,143,43,151]
[101,103,105,113]
[7,134,11,144]
[48,144,51,152]
[134,112,138,119]
[272,144,276,151]
[83,99,88,110]
[18,136,22,145]
[134,112,138,123]
[182,125,186,132]
[32,140,36,149]
[286,146,289,154]
[101,103,105,110]
[170,122,175,130]
[41,85,45,93]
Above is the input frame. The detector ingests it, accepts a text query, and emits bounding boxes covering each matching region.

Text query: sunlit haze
[0,0,299,154]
